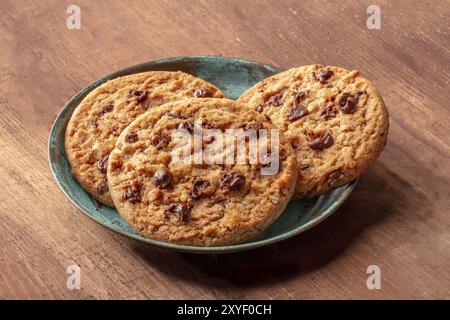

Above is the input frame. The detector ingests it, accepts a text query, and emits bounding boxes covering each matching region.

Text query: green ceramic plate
[48,56,357,254]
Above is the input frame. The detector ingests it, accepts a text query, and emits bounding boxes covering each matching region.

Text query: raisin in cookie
[107,98,298,246]
[238,65,389,198]
[65,71,224,207]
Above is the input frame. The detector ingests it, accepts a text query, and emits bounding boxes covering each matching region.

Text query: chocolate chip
[290,136,300,149]
[327,170,343,187]
[178,120,194,133]
[266,92,284,107]
[125,133,138,143]
[256,104,264,113]
[164,203,192,223]
[229,175,245,189]
[203,135,215,145]
[153,168,172,189]
[202,122,214,130]
[123,182,141,204]
[220,171,246,190]
[354,91,365,100]
[87,153,97,165]
[161,133,172,145]
[97,180,109,194]
[102,104,114,114]
[97,154,109,173]
[151,134,161,146]
[245,121,263,132]
[287,90,310,121]
[191,178,217,199]
[131,90,143,96]
[308,133,334,150]
[287,104,308,121]
[320,102,338,120]
[130,90,148,103]
[316,70,334,84]
[193,88,213,98]
[294,91,308,104]
[339,93,357,114]
[152,133,171,149]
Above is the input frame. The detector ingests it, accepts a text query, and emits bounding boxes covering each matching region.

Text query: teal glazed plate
[48,56,357,254]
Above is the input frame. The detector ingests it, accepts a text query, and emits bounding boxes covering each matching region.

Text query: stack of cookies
[65,65,389,246]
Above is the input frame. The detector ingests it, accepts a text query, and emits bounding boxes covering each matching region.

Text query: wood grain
[0,0,449,299]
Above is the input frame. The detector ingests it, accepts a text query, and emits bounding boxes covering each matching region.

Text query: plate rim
[48,55,357,254]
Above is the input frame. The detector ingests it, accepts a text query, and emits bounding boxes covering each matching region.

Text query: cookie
[65,71,225,207]
[107,98,298,246]
[238,65,389,198]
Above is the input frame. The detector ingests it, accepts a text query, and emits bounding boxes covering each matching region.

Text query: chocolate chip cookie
[107,98,298,246]
[65,71,224,207]
[238,65,389,198]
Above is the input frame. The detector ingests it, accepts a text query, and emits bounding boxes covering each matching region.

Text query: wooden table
[1,0,449,299]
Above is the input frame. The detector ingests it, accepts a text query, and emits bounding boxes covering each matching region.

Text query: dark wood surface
[1,0,449,299]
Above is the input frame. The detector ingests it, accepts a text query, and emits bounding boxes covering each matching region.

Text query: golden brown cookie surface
[238,65,389,198]
[65,71,224,206]
[107,98,298,246]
